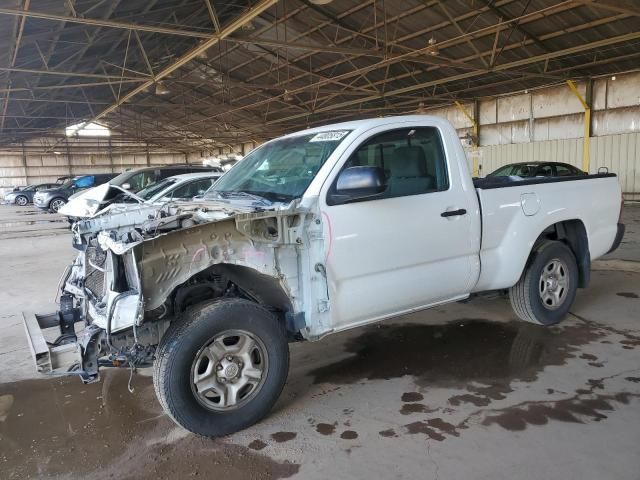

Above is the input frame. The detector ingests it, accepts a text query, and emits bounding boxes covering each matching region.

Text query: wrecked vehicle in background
[60,167,225,220]
[24,115,624,437]
[59,171,223,222]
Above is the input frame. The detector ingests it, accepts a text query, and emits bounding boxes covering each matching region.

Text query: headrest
[390,146,427,177]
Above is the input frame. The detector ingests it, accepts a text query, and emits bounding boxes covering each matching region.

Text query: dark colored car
[3,183,60,206]
[109,165,224,193]
[488,162,586,178]
[33,174,117,212]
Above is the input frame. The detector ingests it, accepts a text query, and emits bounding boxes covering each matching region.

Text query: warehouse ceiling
[0,0,639,152]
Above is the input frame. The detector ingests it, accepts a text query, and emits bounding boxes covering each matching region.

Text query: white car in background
[135,171,223,204]
[60,171,223,219]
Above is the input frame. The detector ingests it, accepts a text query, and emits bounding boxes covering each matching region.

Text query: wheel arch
[161,263,299,337]
[531,219,590,288]
[475,217,591,292]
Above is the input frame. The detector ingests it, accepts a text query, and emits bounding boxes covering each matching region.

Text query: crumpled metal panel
[138,216,292,311]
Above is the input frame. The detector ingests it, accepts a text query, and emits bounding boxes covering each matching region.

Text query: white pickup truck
[24,115,624,437]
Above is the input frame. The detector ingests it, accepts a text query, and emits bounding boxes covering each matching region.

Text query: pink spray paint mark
[321,211,333,263]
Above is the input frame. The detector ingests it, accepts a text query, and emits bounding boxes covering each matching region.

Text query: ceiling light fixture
[155,81,171,95]
[241,20,255,31]
[427,37,439,56]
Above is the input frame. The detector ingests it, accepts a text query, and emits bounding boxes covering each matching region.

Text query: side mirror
[121,182,131,190]
[329,166,386,205]
[192,194,204,201]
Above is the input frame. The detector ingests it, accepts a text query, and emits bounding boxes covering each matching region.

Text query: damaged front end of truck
[23,195,329,383]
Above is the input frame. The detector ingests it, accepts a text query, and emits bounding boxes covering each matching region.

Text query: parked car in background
[33,173,116,212]
[135,172,223,203]
[109,164,224,193]
[3,183,59,206]
[488,162,586,178]
[60,172,224,220]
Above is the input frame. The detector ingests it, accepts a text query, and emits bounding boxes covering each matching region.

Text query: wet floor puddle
[310,319,590,389]
[0,371,299,479]
[0,318,637,476]
[306,318,638,440]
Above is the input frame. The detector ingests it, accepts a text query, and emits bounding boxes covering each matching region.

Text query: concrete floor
[0,204,639,480]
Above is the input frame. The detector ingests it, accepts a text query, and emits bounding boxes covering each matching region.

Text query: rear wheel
[153,298,289,437]
[49,197,66,212]
[509,240,578,325]
[15,195,28,206]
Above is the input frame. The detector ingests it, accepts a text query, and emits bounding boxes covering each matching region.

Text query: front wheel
[16,195,28,206]
[49,197,66,212]
[153,298,289,437]
[509,240,578,325]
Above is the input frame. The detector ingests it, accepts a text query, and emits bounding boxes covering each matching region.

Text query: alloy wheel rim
[539,258,569,310]
[190,329,269,412]
[51,199,65,211]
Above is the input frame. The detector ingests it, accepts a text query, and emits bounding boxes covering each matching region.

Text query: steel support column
[566,79,592,172]
[454,100,479,176]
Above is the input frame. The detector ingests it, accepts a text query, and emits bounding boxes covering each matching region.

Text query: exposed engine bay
[29,190,329,383]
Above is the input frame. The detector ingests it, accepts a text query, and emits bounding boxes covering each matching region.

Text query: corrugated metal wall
[591,132,640,197]
[0,148,191,196]
[476,138,583,177]
[475,131,640,198]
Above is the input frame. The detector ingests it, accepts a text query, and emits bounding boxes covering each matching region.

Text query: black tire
[15,195,28,206]
[49,197,66,213]
[153,298,289,437]
[509,240,578,325]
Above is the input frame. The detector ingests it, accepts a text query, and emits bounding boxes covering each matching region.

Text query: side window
[127,171,155,191]
[171,180,207,199]
[536,165,553,177]
[337,127,449,200]
[191,178,215,195]
[555,165,574,176]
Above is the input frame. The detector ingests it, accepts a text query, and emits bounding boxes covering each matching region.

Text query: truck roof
[281,114,447,139]
[165,172,223,181]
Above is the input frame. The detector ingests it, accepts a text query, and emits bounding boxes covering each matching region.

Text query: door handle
[441,208,467,217]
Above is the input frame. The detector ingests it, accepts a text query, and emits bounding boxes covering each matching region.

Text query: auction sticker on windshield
[309,131,350,142]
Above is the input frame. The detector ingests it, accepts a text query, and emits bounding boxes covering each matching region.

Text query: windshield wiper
[216,191,273,205]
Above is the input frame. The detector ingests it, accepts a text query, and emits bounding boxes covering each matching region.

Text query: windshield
[137,178,177,200]
[488,165,511,176]
[109,170,136,185]
[60,178,77,188]
[489,164,544,177]
[206,130,352,202]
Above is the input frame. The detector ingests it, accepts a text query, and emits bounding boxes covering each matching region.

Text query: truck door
[319,126,480,331]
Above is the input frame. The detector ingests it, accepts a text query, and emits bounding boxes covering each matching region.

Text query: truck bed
[472,173,621,292]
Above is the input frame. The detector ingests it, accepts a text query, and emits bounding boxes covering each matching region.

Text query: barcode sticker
[309,131,349,142]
